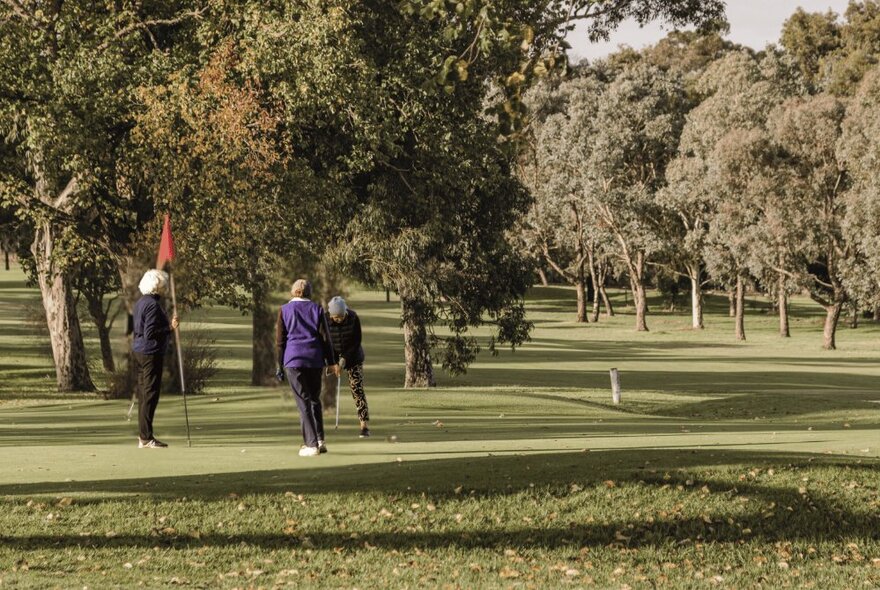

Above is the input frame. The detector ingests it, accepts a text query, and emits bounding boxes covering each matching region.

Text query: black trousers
[135,352,164,441]
[285,367,325,448]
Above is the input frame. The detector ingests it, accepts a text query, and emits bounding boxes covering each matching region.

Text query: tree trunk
[848,303,858,329]
[634,281,648,332]
[629,252,648,332]
[600,285,614,317]
[86,296,115,373]
[575,259,587,323]
[687,264,703,330]
[401,295,435,388]
[587,252,600,323]
[823,301,843,350]
[537,267,549,287]
[4,249,9,271]
[778,274,790,338]
[874,302,880,322]
[251,285,276,386]
[32,224,95,392]
[735,275,746,342]
[728,290,736,318]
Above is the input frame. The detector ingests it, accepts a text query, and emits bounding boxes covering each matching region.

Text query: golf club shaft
[335,374,341,428]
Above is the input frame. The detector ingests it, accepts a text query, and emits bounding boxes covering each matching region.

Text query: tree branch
[98,7,206,51]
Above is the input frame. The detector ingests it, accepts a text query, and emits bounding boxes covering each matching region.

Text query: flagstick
[168,268,192,447]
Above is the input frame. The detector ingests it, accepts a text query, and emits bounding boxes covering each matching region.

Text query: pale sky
[567,1,851,62]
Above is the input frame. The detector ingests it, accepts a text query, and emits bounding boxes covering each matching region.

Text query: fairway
[1,267,878,589]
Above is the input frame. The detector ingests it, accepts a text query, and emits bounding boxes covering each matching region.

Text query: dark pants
[135,352,163,441]
[286,367,325,448]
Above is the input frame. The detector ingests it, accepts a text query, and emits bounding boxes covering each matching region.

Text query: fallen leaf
[499,567,520,578]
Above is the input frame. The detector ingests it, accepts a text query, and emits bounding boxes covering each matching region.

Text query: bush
[105,353,138,400]
[165,327,219,395]
[105,328,219,399]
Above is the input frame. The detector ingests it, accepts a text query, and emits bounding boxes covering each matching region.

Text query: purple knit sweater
[275,299,336,369]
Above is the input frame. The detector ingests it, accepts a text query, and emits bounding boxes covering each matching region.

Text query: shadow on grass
[1,450,877,550]
[1,448,876,499]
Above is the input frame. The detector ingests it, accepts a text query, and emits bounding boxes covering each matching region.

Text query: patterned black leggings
[347,364,369,422]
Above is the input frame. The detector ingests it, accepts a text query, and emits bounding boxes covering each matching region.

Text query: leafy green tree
[837,67,880,325]
[767,94,853,349]
[520,77,610,323]
[781,8,842,90]
[664,52,791,340]
[781,1,880,95]
[131,41,326,386]
[0,1,203,391]
[588,63,686,332]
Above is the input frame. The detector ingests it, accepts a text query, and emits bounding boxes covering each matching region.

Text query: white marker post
[610,368,621,405]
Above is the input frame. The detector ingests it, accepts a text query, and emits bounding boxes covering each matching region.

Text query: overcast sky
[567,1,851,61]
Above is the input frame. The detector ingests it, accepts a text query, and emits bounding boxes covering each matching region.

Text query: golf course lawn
[1,266,878,589]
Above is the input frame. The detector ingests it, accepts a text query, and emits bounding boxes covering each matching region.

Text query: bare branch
[98,7,206,51]
[53,174,80,213]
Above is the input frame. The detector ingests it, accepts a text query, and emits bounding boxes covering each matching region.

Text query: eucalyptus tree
[520,77,610,323]
[0,1,203,392]
[837,66,880,319]
[646,32,738,330]
[664,52,791,340]
[782,1,880,95]
[764,95,855,349]
[838,67,880,325]
[587,63,686,332]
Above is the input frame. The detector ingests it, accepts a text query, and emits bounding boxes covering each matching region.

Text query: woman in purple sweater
[275,279,339,457]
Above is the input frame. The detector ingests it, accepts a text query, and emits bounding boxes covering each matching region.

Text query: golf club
[126,393,137,421]
[335,373,341,429]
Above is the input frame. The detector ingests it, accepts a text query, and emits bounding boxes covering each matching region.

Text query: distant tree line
[519,1,880,350]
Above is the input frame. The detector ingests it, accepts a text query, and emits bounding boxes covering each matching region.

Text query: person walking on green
[327,296,371,437]
[276,279,339,456]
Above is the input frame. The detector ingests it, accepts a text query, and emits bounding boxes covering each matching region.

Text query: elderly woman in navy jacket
[275,279,339,457]
[132,269,179,448]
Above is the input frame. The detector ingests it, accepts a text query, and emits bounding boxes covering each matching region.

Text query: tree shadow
[1,449,877,550]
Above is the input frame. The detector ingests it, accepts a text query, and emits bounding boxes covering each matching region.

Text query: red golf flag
[156,214,176,270]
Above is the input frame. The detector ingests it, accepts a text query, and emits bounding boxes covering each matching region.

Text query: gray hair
[138,269,169,296]
[290,278,312,299]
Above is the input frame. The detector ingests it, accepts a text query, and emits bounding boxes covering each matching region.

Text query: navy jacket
[132,294,171,355]
[328,309,365,367]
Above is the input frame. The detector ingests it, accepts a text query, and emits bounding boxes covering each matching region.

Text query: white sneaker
[298,446,320,457]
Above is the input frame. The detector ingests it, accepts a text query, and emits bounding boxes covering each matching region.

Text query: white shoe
[298,446,320,457]
[317,440,328,454]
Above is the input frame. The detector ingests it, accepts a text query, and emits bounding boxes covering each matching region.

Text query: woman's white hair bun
[139,269,170,296]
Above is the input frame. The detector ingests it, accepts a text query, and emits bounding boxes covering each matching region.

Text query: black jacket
[328,309,365,367]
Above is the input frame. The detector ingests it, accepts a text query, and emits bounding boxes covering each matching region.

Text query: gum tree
[588,63,686,332]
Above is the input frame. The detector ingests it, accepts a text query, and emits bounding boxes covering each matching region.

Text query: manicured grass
[1,265,878,588]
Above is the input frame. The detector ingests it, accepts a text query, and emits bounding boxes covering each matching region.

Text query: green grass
[0,265,878,589]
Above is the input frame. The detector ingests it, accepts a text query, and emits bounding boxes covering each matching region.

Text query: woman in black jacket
[327,296,370,437]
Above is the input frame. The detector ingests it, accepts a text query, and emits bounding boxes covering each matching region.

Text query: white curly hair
[138,269,169,296]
